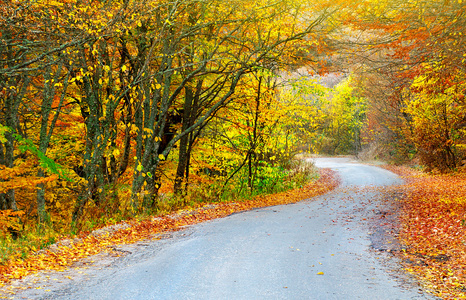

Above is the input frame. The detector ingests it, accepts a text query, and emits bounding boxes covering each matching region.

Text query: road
[14,157,434,299]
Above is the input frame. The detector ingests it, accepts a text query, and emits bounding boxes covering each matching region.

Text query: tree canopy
[2,0,464,232]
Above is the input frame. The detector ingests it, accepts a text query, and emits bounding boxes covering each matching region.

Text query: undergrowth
[0,158,319,267]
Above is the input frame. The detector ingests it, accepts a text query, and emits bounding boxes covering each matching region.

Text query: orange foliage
[0,165,58,194]
[0,210,24,238]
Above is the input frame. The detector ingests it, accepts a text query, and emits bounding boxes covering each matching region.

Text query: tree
[125,0,339,209]
[402,68,466,170]
[0,0,343,229]
[0,1,33,211]
[321,76,367,155]
[340,0,466,168]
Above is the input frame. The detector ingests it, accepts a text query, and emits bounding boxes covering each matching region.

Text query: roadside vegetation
[1,0,341,270]
[0,164,338,289]
[347,1,466,298]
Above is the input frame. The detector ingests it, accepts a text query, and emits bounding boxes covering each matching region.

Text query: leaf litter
[384,165,466,299]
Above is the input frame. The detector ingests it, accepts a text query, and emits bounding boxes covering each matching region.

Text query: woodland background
[1,0,466,296]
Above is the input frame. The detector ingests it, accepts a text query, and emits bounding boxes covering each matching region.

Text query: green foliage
[251,164,287,194]
[319,77,367,155]
[284,75,368,155]
[0,124,10,144]
[0,224,59,265]
[280,77,330,153]
[219,158,317,201]
[13,134,72,182]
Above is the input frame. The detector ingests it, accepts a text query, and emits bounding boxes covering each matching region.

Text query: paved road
[17,158,434,299]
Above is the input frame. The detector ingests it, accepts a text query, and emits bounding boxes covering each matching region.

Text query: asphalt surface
[11,157,435,299]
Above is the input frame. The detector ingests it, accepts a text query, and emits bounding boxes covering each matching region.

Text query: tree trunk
[174,87,194,195]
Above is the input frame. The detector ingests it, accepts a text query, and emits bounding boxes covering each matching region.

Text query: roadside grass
[0,229,57,265]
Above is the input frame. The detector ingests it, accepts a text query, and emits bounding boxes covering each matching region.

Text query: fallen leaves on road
[385,166,466,299]
[0,168,338,292]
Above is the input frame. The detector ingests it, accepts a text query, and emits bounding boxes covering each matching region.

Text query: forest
[1,0,466,297]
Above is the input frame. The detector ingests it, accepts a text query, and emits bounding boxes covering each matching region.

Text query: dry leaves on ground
[385,166,466,299]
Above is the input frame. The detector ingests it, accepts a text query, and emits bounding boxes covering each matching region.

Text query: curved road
[17,158,434,299]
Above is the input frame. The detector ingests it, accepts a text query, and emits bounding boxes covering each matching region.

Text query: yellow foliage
[0,210,24,238]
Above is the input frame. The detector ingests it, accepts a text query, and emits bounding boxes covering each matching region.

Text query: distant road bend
[18,157,435,300]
